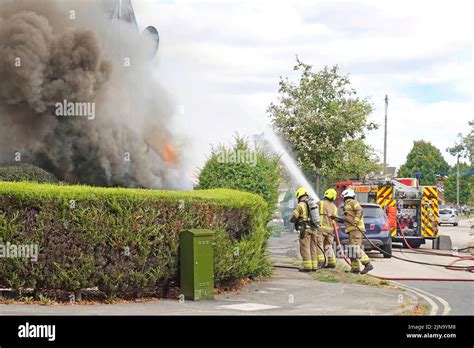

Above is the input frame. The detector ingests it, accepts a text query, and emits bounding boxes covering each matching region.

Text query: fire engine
[334,178,440,248]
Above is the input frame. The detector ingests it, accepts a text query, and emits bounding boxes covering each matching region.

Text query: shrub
[0,164,58,184]
[0,182,271,297]
[197,136,281,217]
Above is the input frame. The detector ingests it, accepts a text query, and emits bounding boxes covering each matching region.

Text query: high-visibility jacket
[343,198,366,233]
[290,198,311,228]
[319,199,337,233]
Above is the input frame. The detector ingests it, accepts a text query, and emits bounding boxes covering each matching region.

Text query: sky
[133,0,473,176]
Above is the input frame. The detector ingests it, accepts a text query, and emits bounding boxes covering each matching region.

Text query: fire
[159,142,178,166]
[143,127,178,166]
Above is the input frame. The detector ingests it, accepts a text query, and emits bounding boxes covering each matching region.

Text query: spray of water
[260,124,320,202]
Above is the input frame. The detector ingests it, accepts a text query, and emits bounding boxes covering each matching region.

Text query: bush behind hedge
[0,164,58,184]
[197,136,281,217]
[0,182,271,297]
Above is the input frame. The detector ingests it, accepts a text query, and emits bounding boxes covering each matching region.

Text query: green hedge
[0,182,271,297]
[0,164,58,184]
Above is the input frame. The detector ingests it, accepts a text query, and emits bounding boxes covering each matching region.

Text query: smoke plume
[0,0,188,189]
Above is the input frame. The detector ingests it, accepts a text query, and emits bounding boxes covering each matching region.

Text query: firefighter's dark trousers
[348,230,370,272]
[300,229,318,270]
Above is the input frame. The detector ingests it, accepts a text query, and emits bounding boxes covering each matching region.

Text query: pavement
[369,217,473,281]
[0,267,413,315]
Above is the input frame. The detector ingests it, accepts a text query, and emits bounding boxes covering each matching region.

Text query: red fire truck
[334,178,439,248]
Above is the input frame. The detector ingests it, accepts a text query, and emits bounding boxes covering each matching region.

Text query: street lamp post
[456,154,460,213]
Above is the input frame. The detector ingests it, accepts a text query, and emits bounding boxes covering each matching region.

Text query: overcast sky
[133,0,473,174]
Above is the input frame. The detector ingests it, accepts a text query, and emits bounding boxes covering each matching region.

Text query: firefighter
[317,188,338,268]
[290,187,318,272]
[341,189,374,274]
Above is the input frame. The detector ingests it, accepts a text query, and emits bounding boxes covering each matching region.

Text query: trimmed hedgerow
[0,182,271,297]
[0,164,58,184]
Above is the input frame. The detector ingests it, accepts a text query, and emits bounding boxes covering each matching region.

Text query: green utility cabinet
[180,229,215,300]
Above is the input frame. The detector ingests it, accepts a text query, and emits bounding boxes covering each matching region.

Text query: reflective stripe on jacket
[343,198,365,233]
[319,199,337,232]
[292,201,309,222]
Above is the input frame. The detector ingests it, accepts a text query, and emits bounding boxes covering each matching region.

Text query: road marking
[392,282,438,315]
[392,281,451,315]
[266,288,285,291]
[403,285,451,315]
[218,303,281,311]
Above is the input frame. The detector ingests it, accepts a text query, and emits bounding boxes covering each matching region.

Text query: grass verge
[310,261,395,289]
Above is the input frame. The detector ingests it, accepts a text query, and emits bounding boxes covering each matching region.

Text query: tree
[447,120,473,165]
[468,121,474,164]
[197,135,281,216]
[268,58,379,191]
[398,141,449,185]
[443,163,473,205]
[326,139,382,182]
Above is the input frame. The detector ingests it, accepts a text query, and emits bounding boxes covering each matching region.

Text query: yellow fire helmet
[295,187,309,200]
[324,188,337,201]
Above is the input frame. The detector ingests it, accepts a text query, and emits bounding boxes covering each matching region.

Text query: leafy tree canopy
[443,163,473,205]
[447,120,473,165]
[398,140,449,185]
[268,58,379,183]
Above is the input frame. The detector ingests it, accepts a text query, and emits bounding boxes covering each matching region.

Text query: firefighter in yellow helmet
[316,188,338,268]
[290,187,319,272]
[340,189,374,274]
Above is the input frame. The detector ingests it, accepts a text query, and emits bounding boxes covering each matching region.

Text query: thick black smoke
[0,0,187,188]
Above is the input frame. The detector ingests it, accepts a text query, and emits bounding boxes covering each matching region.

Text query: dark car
[336,203,392,258]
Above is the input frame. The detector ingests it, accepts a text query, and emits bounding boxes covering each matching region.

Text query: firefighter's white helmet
[341,189,356,199]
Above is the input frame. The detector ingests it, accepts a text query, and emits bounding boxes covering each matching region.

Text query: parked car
[439,208,459,226]
[336,203,392,258]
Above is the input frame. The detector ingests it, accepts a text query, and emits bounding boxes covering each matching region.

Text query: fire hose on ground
[274,217,474,282]
[333,218,474,281]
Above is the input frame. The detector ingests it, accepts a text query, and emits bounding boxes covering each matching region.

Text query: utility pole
[383,95,388,176]
[456,154,460,212]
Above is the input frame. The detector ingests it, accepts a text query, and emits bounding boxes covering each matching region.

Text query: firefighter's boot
[325,256,336,269]
[360,262,374,275]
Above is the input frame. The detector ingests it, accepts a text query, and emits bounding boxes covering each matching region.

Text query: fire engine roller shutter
[377,186,397,236]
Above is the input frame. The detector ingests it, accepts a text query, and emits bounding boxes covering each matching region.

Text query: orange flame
[159,142,178,166]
